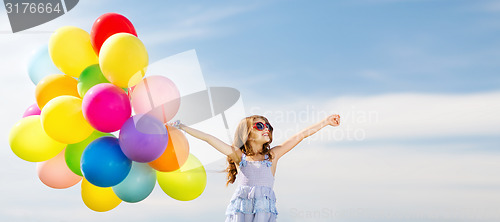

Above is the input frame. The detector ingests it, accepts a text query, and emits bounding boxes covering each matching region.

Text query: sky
[1,0,500,221]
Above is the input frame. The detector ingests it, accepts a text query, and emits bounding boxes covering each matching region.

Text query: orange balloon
[149,126,189,172]
[35,74,79,109]
[37,149,82,189]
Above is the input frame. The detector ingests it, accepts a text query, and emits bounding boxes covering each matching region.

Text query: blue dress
[225,153,278,222]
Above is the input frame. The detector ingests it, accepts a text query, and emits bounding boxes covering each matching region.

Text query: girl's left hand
[165,120,181,129]
[326,114,340,126]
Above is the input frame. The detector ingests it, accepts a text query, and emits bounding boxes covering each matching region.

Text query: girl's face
[249,118,272,144]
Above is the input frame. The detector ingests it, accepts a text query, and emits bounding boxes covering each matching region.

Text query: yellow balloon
[99,33,148,88]
[49,26,98,78]
[35,74,80,110]
[81,178,121,212]
[9,115,66,162]
[157,154,207,201]
[41,96,94,144]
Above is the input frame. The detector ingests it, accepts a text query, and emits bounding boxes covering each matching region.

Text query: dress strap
[263,154,272,167]
[239,153,248,167]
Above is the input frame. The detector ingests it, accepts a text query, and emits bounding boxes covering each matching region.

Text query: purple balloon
[119,114,168,162]
[23,103,41,117]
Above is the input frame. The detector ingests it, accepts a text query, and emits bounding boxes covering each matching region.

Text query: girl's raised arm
[272,114,340,160]
[177,123,242,162]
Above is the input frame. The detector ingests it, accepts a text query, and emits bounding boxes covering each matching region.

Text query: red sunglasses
[253,122,273,131]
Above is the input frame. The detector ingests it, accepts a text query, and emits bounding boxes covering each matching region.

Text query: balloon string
[161,104,167,123]
[143,78,155,111]
[127,87,132,101]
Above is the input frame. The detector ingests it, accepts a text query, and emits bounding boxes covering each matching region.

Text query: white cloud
[333,91,500,139]
[238,91,500,221]
[274,144,500,221]
[248,91,500,145]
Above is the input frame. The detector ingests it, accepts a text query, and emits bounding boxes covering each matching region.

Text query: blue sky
[133,0,500,97]
[1,0,500,221]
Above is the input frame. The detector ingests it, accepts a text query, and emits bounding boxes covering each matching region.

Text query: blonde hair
[225,115,273,186]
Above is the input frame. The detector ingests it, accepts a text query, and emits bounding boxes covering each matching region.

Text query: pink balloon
[131,76,180,123]
[23,103,41,117]
[37,149,82,189]
[82,83,131,132]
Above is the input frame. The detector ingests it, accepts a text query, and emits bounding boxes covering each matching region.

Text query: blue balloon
[28,45,62,85]
[112,162,156,203]
[81,137,132,187]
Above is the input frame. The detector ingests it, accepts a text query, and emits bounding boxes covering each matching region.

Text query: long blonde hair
[225,115,273,186]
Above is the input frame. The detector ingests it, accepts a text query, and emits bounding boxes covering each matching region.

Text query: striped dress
[225,153,278,221]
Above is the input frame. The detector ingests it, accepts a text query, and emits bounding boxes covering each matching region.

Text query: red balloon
[90,13,138,54]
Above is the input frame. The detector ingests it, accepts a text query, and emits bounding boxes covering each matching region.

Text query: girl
[172,114,340,221]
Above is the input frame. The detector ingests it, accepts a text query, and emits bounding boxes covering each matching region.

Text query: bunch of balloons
[9,13,207,212]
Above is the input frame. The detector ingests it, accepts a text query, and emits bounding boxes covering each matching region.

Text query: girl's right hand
[326,114,340,126]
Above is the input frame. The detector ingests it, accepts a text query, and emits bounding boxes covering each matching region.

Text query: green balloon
[77,64,110,97]
[65,131,114,176]
[157,154,207,201]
